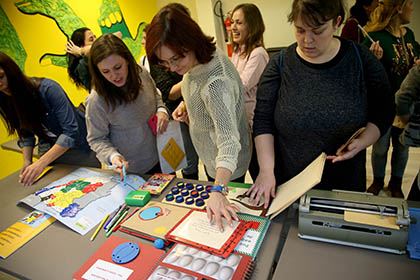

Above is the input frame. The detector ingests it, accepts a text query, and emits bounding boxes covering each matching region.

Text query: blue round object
[175,195,184,203]
[181,189,189,196]
[166,193,174,201]
[186,183,194,190]
[200,191,210,199]
[196,198,205,207]
[177,182,185,188]
[112,242,140,264]
[171,187,179,194]
[196,184,204,192]
[154,238,165,249]
[185,197,194,205]
[190,190,199,198]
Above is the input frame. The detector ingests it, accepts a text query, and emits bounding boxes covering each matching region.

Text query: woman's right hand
[65,40,82,56]
[246,170,276,209]
[111,155,129,175]
[369,41,383,60]
[172,101,188,122]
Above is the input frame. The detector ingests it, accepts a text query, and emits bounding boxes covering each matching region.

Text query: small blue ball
[154,238,165,249]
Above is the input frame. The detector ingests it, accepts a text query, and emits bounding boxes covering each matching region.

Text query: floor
[180,146,420,199]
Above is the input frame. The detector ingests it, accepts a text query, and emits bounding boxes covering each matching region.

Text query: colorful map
[19,168,138,235]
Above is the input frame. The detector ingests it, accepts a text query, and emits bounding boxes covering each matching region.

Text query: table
[273,209,420,280]
[0,165,284,280]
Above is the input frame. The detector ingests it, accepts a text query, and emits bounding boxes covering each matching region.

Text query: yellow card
[34,166,53,183]
[344,211,400,230]
[161,138,185,171]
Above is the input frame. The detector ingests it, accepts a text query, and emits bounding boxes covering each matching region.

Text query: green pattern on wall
[14,0,145,68]
[0,5,27,70]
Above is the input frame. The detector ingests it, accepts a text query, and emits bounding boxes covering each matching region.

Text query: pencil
[90,214,109,241]
[104,206,121,230]
[106,204,127,231]
[357,24,375,44]
[113,207,139,232]
[106,209,128,238]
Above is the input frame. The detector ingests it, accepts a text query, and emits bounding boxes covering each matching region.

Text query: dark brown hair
[67,27,90,90]
[146,7,216,66]
[0,51,47,140]
[287,0,345,27]
[231,3,266,58]
[88,33,142,109]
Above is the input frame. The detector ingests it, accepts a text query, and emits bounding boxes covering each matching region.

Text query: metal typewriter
[298,189,410,254]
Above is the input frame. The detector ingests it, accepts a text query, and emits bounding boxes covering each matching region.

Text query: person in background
[86,34,169,176]
[146,7,251,231]
[395,64,420,200]
[0,51,100,186]
[231,3,269,182]
[341,0,378,43]
[66,27,96,91]
[362,0,419,197]
[247,0,394,208]
[142,23,200,180]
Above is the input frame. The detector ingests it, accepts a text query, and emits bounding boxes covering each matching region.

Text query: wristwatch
[208,184,228,196]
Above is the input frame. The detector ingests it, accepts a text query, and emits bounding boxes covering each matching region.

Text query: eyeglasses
[158,54,184,68]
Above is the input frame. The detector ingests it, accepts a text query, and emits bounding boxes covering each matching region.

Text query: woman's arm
[238,48,269,94]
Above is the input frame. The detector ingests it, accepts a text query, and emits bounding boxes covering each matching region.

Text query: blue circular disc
[166,193,174,201]
[112,242,140,264]
[196,184,204,192]
[196,198,205,207]
[175,195,184,203]
[177,182,185,188]
[185,197,194,205]
[181,189,189,196]
[200,191,209,199]
[186,183,194,190]
[171,187,179,194]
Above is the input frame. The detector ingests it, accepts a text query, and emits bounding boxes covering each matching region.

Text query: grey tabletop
[0,166,284,280]
[273,210,420,280]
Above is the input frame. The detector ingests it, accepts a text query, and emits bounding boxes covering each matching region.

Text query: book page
[169,211,239,250]
[267,153,327,219]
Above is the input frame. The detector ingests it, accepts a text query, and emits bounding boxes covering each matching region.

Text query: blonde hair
[364,0,406,32]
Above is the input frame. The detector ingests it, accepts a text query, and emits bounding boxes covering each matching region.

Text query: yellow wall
[0,0,158,179]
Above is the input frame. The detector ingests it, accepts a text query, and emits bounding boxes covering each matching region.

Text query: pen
[104,206,121,230]
[106,204,127,231]
[90,214,109,241]
[113,207,139,232]
[106,209,128,238]
[357,24,375,44]
[106,165,119,170]
[121,162,126,184]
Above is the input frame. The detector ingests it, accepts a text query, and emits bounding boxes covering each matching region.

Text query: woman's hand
[206,192,239,232]
[369,41,383,60]
[172,101,189,122]
[156,111,169,134]
[246,170,276,209]
[111,155,129,175]
[18,160,48,186]
[65,40,82,56]
[327,139,364,163]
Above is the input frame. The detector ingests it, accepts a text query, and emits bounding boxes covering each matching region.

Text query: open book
[227,153,327,219]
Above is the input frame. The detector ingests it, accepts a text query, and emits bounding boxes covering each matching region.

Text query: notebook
[165,209,251,258]
[119,201,190,241]
[139,173,175,195]
[72,235,165,280]
[147,243,255,280]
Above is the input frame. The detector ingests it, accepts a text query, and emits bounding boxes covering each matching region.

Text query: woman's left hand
[156,111,169,134]
[206,192,239,232]
[327,139,363,163]
[18,160,48,186]
[65,40,82,56]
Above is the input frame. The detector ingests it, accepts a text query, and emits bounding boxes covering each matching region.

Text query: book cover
[165,209,250,258]
[120,201,190,240]
[0,210,55,259]
[234,213,271,259]
[147,243,255,280]
[139,173,175,195]
[72,235,165,280]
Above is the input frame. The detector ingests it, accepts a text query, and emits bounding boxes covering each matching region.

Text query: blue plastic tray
[407,208,420,260]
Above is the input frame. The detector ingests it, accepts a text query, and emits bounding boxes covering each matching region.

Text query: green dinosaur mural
[14,0,145,68]
[0,5,27,70]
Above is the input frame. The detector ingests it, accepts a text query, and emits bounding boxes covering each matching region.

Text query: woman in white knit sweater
[146,6,251,231]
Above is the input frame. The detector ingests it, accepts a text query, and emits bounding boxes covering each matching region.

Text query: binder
[146,243,255,280]
[72,236,165,280]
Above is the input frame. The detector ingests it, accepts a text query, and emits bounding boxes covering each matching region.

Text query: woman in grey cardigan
[86,34,169,176]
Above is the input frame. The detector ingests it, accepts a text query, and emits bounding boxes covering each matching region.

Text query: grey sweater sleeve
[396,64,420,116]
[85,93,119,165]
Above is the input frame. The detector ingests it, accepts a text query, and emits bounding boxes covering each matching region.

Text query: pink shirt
[232,46,269,128]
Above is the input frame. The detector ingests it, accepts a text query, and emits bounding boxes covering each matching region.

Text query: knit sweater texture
[254,38,394,191]
[86,66,164,174]
[182,48,251,179]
